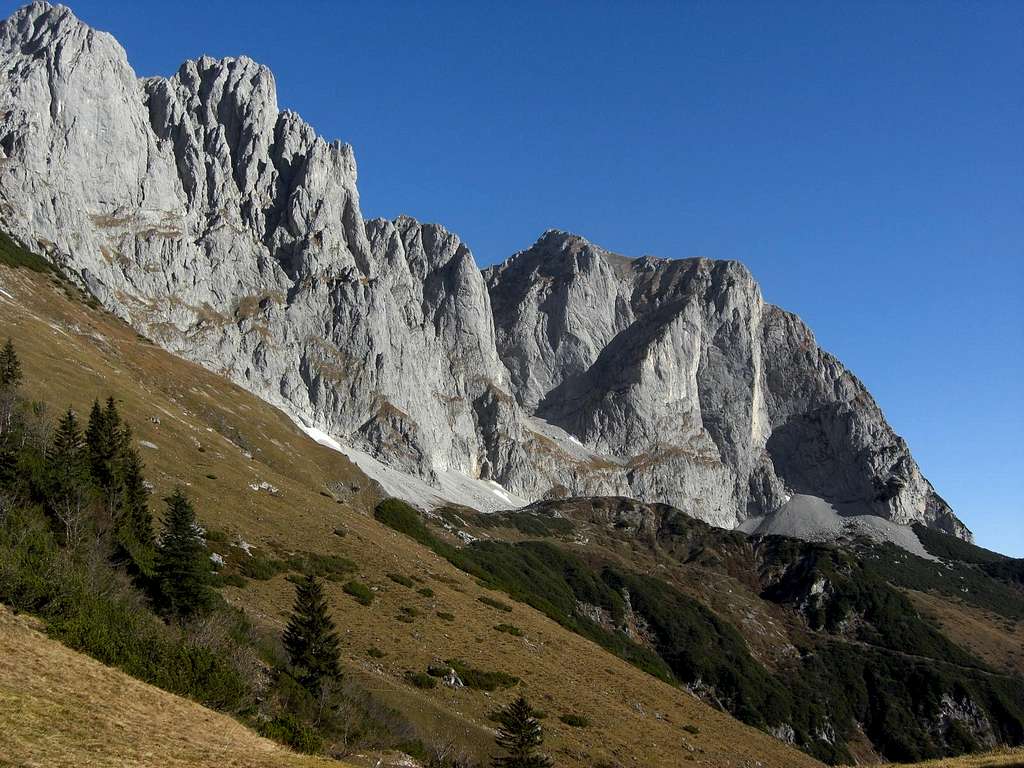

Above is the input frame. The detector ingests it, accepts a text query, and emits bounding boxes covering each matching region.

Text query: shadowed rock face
[0,2,968,539]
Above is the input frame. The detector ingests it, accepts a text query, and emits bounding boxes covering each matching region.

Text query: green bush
[495,623,523,636]
[445,658,518,691]
[559,713,590,728]
[416,587,434,598]
[436,611,455,621]
[343,580,374,605]
[478,595,513,612]
[258,713,324,754]
[404,670,437,689]
[366,646,386,659]
[286,552,357,581]
[386,572,415,587]
[238,554,287,580]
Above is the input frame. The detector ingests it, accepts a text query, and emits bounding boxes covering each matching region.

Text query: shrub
[404,670,437,689]
[287,552,357,581]
[445,658,518,691]
[495,623,523,636]
[559,713,590,728]
[343,580,374,605]
[386,572,414,587]
[238,554,287,580]
[478,595,513,612]
[436,611,455,621]
[213,572,247,589]
[258,713,323,754]
[366,646,386,659]
[416,587,434,598]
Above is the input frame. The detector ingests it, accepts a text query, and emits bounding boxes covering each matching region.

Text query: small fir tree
[155,488,213,619]
[85,396,121,492]
[284,573,342,690]
[46,408,90,544]
[112,430,154,574]
[492,695,552,768]
[0,338,21,390]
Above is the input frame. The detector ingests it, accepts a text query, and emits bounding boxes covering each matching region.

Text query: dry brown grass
[867,747,1024,767]
[0,604,345,768]
[905,589,1024,678]
[0,264,824,767]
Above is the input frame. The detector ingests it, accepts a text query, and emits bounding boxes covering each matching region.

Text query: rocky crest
[0,2,968,538]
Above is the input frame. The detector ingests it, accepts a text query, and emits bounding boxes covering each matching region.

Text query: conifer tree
[0,338,21,391]
[47,408,89,546]
[284,573,342,691]
[112,429,154,574]
[0,339,21,447]
[492,696,552,768]
[85,397,120,492]
[155,488,213,619]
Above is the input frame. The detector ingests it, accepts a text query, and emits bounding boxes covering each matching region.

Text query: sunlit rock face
[0,2,968,539]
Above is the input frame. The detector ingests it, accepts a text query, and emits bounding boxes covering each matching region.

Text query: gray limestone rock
[0,2,969,540]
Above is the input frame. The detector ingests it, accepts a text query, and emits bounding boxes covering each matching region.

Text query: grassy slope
[0,604,344,768]
[0,263,823,767]
[869,747,1024,767]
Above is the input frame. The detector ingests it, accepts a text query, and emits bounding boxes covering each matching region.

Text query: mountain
[3,244,1022,766]
[0,243,829,767]
[0,2,966,543]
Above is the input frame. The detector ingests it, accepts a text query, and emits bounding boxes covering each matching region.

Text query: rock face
[0,2,968,539]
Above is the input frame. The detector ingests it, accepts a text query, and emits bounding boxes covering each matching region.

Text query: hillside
[0,256,826,766]
[0,604,348,768]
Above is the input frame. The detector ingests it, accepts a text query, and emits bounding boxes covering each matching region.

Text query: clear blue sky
[8,1,1022,554]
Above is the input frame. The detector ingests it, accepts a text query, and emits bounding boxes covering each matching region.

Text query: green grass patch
[494,623,523,636]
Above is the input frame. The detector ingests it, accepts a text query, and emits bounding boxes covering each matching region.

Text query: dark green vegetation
[478,595,514,613]
[558,714,589,728]
[376,497,1024,764]
[284,574,342,691]
[0,230,100,308]
[0,343,473,765]
[492,695,552,768]
[444,658,518,692]
[343,580,374,605]
[387,572,415,587]
[0,230,52,273]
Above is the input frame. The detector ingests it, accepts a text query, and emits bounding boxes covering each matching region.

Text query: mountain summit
[0,2,967,539]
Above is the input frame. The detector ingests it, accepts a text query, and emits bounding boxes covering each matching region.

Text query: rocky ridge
[0,2,968,538]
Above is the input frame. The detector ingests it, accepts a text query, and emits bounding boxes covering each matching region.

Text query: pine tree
[0,338,21,391]
[0,339,22,448]
[85,397,120,492]
[155,488,213,619]
[492,696,552,768]
[112,429,154,575]
[284,573,342,691]
[47,408,89,546]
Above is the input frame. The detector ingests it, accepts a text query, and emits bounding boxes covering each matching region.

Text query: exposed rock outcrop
[0,2,968,539]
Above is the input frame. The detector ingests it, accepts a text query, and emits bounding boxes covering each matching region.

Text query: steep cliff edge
[0,2,967,539]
